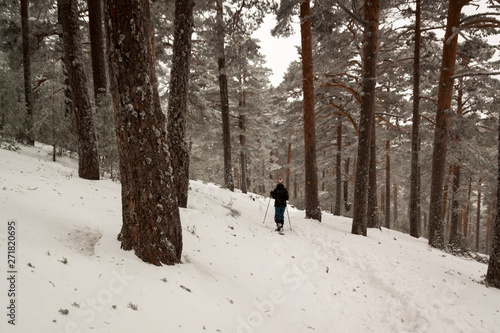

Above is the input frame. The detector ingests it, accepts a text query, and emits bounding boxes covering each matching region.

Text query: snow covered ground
[0,144,499,333]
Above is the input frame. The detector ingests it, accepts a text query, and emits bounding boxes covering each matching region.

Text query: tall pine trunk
[344,158,351,212]
[352,0,381,235]
[167,0,195,208]
[486,101,500,287]
[286,142,292,190]
[88,0,107,105]
[449,83,464,245]
[216,0,234,191]
[367,118,378,228]
[105,0,182,265]
[428,0,471,248]
[300,0,321,221]
[385,140,391,229]
[58,0,100,180]
[21,0,34,145]
[449,163,461,244]
[239,92,248,194]
[476,178,482,252]
[334,118,342,216]
[409,0,422,238]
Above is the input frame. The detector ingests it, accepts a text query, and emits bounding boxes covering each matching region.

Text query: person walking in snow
[270,179,289,233]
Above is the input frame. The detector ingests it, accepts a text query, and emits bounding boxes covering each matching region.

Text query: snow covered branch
[451,71,500,79]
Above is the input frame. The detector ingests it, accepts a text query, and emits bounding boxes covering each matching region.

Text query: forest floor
[0,143,499,333]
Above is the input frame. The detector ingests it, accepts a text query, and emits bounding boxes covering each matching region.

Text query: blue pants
[275,207,285,222]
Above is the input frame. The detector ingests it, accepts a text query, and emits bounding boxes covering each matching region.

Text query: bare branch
[332,0,366,27]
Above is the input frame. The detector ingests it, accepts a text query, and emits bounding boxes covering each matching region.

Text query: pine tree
[409,0,422,238]
[215,0,235,192]
[300,0,321,221]
[167,0,195,208]
[428,0,472,248]
[58,0,100,180]
[21,0,34,145]
[352,0,381,236]
[105,0,182,265]
[486,97,500,288]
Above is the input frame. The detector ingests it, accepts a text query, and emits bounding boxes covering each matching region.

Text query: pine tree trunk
[238,70,248,194]
[294,171,297,199]
[344,158,351,213]
[105,0,182,265]
[167,0,195,208]
[300,0,321,221]
[286,142,291,190]
[0,96,4,131]
[367,118,378,228]
[428,0,470,248]
[58,0,100,180]
[385,140,391,229]
[21,0,34,145]
[449,163,461,244]
[486,208,491,255]
[352,0,380,235]
[442,166,451,222]
[486,104,500,287]
[393,184,398,223]
[216,0,234,191]
[409,0,422,238]
[88,0,107,104]
[239,105,247,194]
[464,179,472,237]
[334,118,342,216]
[476,178,482,252]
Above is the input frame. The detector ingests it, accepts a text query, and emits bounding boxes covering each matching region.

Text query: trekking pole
[262,197,271,224]
[286,206,292,230]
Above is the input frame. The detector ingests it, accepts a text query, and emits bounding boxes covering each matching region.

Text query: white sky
[252,15,301,87]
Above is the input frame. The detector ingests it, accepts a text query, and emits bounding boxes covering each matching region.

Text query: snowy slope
[0,144,499,333]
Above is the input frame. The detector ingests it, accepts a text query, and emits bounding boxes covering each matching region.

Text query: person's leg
[276,207,285,231]
[274,207,280,231]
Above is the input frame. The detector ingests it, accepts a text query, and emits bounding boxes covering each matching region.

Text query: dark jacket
[270,183,289,207]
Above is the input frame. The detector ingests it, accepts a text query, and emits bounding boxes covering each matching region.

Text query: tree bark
[409,0,421,238]
[464,178,472,237]
[216,0,234,191]
[385,140,391,229]
[58,0,100,180]
[449,82,464,245]
[486,101,500,287]
[239,93,247,194]
[167,0,195,208]
[442,166,451,222]
[343,158,351,213]
[87,0,107,104]
[334,118,342,216]
[393,184,398,223]
[367,118,378,228]
[449,163,461,244]
[352,0,380,235]
[476,178,482,252]
[300,0,321,221]
[21,0,34,145]
[286,142,291,191]
[105,0,182,265]
[428,0,471,248]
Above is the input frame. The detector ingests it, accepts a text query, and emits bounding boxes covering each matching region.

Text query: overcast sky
[252,15,301,87]
[253,2,499,87]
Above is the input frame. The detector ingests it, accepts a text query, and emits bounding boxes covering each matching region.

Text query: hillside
[0,144,499,333]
